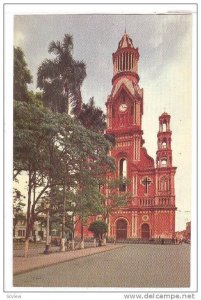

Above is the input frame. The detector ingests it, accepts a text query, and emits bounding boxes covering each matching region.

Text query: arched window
[126,53,128,70]
[123,53,125,70]
[96,215,103,221]
[161,159,167,167]
[160,176,169,191]
[129,53,131,70]
[119,158,127,192]
[162,122,167,132]
[162,138,167,149]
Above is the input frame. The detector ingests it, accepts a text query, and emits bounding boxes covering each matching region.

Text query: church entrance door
[116,219,127,240]
[141,223,150,240]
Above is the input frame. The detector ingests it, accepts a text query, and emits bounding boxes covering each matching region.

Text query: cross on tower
[141,177,152,194]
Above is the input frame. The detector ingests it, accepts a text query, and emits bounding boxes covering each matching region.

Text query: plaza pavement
[13,244,190,287]
[13,244,125,275]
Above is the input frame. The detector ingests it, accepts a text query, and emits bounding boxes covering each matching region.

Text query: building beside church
[76,32,177,240]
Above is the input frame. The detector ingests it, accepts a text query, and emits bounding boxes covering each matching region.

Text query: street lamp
[44,200,50,255]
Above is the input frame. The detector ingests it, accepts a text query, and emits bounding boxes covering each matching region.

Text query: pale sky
[14,13,193,231]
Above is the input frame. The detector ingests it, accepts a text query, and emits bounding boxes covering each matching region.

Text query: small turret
[156,112,172,168]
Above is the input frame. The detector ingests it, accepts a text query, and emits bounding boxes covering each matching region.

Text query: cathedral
[76,32,177,240]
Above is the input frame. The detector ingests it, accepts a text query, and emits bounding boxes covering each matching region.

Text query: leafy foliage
[37,34,86,114]
[14,47,32,102]
[13,188,26,229]
[13,40,122,254]
[77,97,106,133]
[14,94,115,249]
[88,220,108,238]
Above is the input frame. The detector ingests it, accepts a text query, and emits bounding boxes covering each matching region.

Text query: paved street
[13,243,190,288]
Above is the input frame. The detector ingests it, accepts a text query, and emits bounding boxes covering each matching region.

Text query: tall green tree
[13,43,119,255]
[37,34,86,114]
[77,97,116,152]
[14,97,66,256]
[14,101,114,254]
[14,47,32,102]
[71,129,115,242]
[77,97,106,133]
[13,188,26,237]
[52,114,115,245]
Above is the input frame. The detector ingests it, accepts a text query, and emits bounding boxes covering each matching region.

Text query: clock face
[119,103,128,112]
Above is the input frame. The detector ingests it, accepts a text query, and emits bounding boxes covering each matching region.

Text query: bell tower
[112,31,140,83]
[106,32,144,163]
[156,112,176,210]
[156,112,172,168]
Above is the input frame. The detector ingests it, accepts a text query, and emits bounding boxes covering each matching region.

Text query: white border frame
[2,2,198,298]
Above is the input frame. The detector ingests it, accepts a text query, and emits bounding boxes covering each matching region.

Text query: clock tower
[106,32,144,164]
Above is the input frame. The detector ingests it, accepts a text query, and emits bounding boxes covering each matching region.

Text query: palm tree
[37,34,86,115]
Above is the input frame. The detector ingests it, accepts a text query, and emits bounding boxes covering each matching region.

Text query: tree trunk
[13,222,16,237]
[61,173,66,252]
[24,168,32,257]
[81,218,85,248]
[70,217,76,251]
[80,240,84,249]
[103,235,107,246]
[105,213,109,239]
[24,238,29,258]
[81,220,84,240]
[71,239,75,250]
[65,89,69,114]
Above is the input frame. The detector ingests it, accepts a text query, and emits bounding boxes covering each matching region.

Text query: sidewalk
[13,244,124,275]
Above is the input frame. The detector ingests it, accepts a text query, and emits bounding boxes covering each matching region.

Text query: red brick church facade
[76,32,177,240]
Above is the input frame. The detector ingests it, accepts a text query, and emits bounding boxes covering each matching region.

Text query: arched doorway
[141,223,150,240]
[116,219,127,240]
